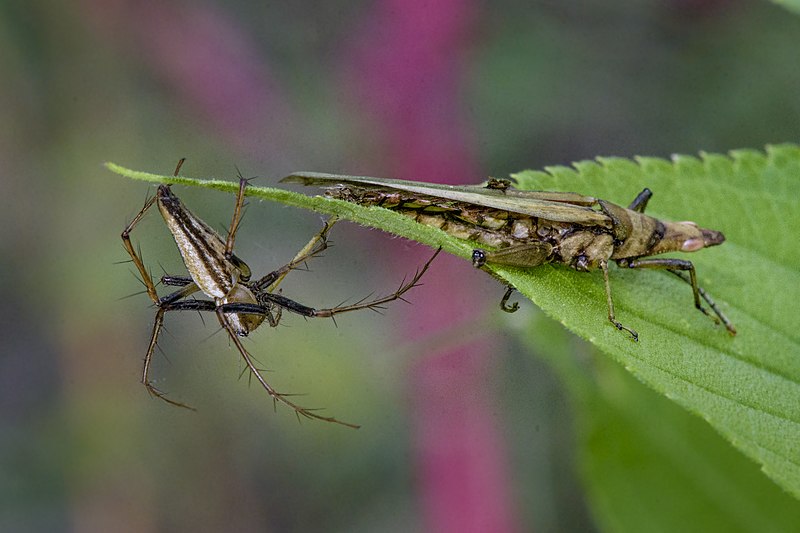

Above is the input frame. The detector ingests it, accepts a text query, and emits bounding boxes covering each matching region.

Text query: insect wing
[282,172,611,227]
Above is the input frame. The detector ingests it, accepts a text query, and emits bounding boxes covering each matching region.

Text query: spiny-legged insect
[122,160,440,428]
[281,172,735,341]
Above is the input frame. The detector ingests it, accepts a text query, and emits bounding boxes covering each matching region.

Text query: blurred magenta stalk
[344,1,519,531]
[81,0,294,159]
[84,1,519,529]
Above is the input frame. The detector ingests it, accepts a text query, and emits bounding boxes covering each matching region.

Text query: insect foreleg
[620,257,704,308]
[254,218,337,293]
[617,257,735,335]
[224,176,250,257]
[121,194,160,303]
[667,270,736,335]
[601,260,639,341]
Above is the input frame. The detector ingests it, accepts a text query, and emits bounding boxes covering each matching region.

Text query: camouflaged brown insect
[281,172,735,341]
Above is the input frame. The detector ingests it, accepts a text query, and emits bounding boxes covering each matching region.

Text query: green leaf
[106,144,800,497]
[522,315,800,532]
[508,145,800,499]
[770,0,800,16]
[104,162,478,262]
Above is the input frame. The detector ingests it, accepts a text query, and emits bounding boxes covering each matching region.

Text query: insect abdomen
[330,186,537,250]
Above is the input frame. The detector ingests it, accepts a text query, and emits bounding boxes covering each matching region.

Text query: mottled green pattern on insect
[281,172,735,341]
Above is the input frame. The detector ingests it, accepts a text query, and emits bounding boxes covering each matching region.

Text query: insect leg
[627,188,652,213]
[300,247,440,318]
[499,286,519,313]
[618,257,735,335]
[471,244,550,314]
[141,295,217,410]
[668,270,736,335]
[161,275,194,287]
[121,158,191,303]
[121,194,160,303]
[231,248,441,320]
[215,308,359,429]
[254,218,338,293]
[601,260,639,341]
[224,175,250,257]
[158,281,201,306]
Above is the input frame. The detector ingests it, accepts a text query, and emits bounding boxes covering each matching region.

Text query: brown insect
[122,161,439,428]
[281,172,735,341]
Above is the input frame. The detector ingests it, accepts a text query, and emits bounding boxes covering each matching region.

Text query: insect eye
[472,249,487,268]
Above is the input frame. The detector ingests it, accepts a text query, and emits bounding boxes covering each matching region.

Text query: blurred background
[1,1,799,532]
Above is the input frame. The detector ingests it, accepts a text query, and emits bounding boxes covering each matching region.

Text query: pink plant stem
[81,0,294,161]
[345,1,519,531]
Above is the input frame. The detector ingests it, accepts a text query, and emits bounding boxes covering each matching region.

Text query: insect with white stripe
[122,161,439,428]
